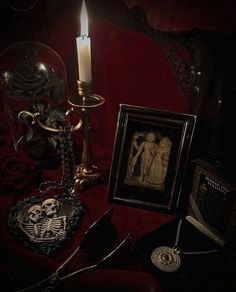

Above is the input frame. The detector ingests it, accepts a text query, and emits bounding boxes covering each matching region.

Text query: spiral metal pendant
[151,246,181,272]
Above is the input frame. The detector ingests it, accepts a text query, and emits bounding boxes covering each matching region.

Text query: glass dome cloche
[0,41,68,160]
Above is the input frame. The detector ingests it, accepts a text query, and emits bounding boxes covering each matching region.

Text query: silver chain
[173,219,218,255]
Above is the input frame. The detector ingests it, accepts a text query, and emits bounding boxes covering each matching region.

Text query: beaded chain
[38,127,76,196]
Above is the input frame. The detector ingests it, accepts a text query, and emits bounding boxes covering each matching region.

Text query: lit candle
[76,0,92,82]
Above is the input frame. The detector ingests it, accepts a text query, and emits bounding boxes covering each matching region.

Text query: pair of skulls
[28,198,60,223]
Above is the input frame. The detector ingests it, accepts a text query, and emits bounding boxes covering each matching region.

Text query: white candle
[76,0,92,82]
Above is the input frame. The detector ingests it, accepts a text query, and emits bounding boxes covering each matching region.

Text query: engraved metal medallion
[8,195,83,255]
[151,246,181,272]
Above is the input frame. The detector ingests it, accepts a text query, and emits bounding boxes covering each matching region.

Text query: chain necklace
[8,127,84,255]
[38,126,76,196]
[151,219,219,272]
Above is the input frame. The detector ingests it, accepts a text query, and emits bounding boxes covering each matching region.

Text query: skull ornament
[28,204,43,223]
[42,198,60,218]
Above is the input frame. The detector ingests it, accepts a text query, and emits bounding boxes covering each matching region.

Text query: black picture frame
[108,104,197,214]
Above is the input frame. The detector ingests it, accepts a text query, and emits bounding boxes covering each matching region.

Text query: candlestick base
[72,164,108,193]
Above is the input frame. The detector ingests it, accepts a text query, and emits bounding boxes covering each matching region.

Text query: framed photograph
[188,159,236,245]
[108,104,197,214]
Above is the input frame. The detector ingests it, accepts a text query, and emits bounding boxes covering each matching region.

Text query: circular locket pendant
[151,246,181,272]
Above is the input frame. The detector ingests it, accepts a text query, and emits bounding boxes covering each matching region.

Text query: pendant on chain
[8,195,83,255]
[8,127,83,255]
[151,246,181,272]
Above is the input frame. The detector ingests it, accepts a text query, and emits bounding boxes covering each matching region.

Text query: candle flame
[80,0,88,36]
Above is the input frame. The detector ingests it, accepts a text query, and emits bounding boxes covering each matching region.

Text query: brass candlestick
[68,80,105,193]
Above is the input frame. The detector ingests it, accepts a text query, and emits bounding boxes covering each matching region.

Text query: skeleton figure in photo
[19,198,67,243]
[132,132,158,183]
[40,198,67,241]
[146,132,172,188]
[19,204,43,242]
[126,132,141,178]
[126,131,172,190]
